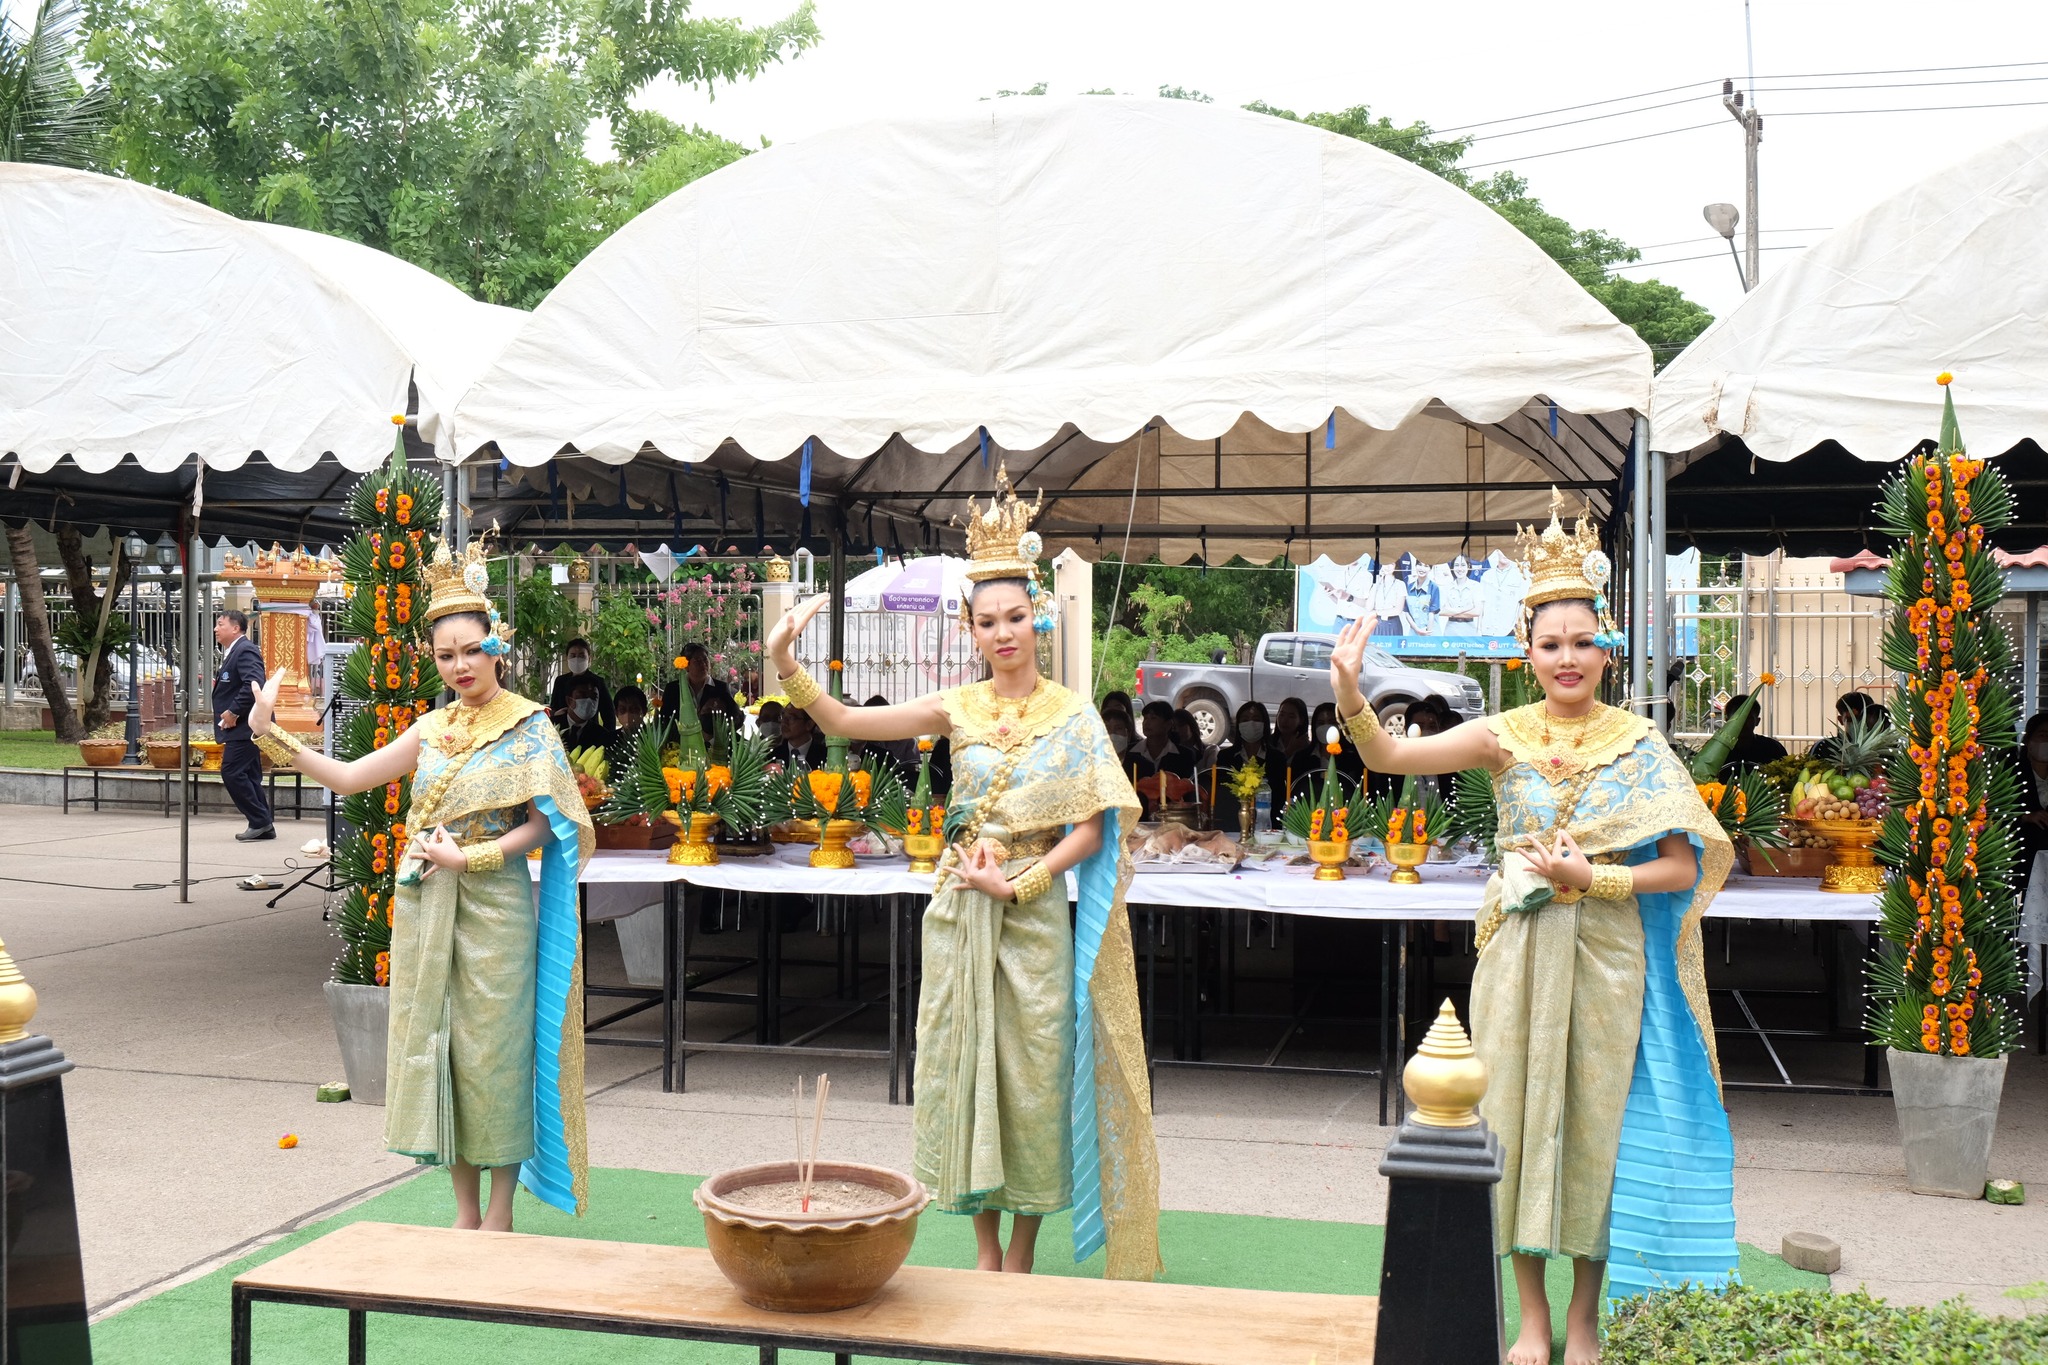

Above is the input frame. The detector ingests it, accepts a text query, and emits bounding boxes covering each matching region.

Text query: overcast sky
[639,0,2047,321]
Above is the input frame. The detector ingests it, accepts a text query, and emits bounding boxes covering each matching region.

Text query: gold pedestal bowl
[666,811,721,866]
[1385,840,1430,886]
[812,819,864,869]
[1306,837,1350,882]
[1801,817,1885,894]
[902,831,944,875]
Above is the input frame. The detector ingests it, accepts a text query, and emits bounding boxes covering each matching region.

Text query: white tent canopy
[1651,122,2048,466]
[1,165,524,474]
[452,96,1650,482]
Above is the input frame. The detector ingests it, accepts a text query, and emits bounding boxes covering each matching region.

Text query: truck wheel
[1375,699,1416,737]
[1181,693,1232,746]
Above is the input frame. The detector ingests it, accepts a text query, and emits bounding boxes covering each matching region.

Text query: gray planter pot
[324,980,390,1106]
[1888,1048,2007,1198]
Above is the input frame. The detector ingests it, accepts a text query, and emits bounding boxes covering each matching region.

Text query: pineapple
[1791,714,1894,824]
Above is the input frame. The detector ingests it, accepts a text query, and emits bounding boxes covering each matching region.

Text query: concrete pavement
[0,803,2038,1321]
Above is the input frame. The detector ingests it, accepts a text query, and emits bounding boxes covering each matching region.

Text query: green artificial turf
[92,1167,1823,1364]
[0,729,78,769]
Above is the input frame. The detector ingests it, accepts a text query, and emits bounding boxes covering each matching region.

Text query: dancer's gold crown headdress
[422,526,513,662]
[958,460,1045,584]
[1514,489,1621,649]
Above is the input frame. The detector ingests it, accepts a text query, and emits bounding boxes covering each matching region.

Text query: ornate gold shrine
[219,545,342,741]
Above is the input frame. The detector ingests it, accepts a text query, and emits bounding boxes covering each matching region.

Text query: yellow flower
[1936,371,1953,386]
[278,1133,300,1149]
[1759,671,1777,686]
[673,656,687,670]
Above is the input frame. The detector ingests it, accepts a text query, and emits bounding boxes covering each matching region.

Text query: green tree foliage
[3,0,106,165]
[83,0,815,305]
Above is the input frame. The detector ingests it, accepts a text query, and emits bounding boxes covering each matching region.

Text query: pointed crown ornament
[423,524,515,654]
[1514,489,1623,650]
[955,460,1054,633]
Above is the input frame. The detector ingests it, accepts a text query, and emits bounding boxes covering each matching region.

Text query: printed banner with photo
[1294,550,1706,660]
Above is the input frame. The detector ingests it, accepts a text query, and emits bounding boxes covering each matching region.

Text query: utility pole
[1722,78,1761,290]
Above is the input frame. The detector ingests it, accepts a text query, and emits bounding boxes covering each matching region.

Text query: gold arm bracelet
[1550,881,1586,905]
[254,730,304,766]
[1588,864,1635,902]
[1011,860,1054,904]
[1338,707,1381,752]
[461,840,506,874]
[779,665,823,709]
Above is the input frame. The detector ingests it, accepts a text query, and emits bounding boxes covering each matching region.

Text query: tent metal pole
[1648,448,1671,732]
[180,524,197,905]
[829,517,846,667]
[1629,417,1649,711]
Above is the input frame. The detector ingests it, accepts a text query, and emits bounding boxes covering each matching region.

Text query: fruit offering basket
[1798,817,1885,894]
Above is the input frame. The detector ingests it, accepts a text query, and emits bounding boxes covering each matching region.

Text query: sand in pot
[723,1179,894,1216]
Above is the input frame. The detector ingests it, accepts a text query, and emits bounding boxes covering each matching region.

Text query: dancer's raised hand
[248,669,285,737]
[1330,618,1375,715]
[1519,829,1593,891]
[766,594,830,676]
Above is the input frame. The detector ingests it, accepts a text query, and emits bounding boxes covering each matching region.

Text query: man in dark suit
[661,643,742,734]
[212,610,273,841]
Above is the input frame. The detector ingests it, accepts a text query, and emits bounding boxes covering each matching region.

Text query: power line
[1462,121,1723,171]
[1611,244,1813,271]
[1434,60,2048,135]
[1771,96,2048,117]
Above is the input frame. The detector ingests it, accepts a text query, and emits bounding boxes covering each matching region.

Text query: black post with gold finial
[0,938,93,1363]
[1371,999,1504,1365]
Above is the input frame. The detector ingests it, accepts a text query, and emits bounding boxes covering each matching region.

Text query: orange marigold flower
[279,1133,300,1149]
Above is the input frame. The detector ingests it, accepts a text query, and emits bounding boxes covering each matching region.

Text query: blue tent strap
[800,438,814,507]
[669,471,682,544]
[1325,412,1336,450]
[979,426,990,467]
[755,488,767,553]
[715,471,731,536]
[1549,401,1559,439]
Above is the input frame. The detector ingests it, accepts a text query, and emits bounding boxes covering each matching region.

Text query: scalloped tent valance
[450,95,1651,561]
[0,165,525,475]
[1651,121,2048,467]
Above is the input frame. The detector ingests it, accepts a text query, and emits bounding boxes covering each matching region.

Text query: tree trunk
[55,526,130,735]
[4,527,82,742]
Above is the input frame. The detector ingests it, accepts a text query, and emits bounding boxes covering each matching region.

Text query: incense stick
[802,1073,831,1212]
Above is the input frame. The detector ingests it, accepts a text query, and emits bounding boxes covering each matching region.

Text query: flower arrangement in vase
[774,663,909,868]
[1281,728,1363,881]
[1686,685,1790,852]
[1229,758,1266,843]
[612,670,771,866]
[329,431,441,988]
[901,739,947,873]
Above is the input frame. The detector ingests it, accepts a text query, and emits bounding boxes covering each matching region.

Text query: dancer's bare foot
[1507,1321,1553,1365]
[1001,1246,1036,1273]
[480,1208,514,1234]
[1507,1252,1554,1365]
[453,1211,483,1231]
[1562,1292,1601,1364]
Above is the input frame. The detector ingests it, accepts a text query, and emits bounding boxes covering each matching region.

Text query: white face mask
[1239,722,1267,743]
[570,698,597,722]
[566,656,589,674]
[2029,740,2048,762]
[1109,732,1132,755]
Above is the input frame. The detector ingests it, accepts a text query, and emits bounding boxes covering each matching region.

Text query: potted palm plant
[1867,376,2024,1198]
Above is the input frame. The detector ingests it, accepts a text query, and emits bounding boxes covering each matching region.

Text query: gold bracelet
[1010,860,1054,904]
[1550,880,1586,905]
[254,730,304,766]
[1338,707,1381,752]
[1588,864,1635,902]
[461,840,506,874]
[779,665,823,709]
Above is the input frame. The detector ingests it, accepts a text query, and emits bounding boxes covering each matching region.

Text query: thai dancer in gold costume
[247,540,591,1232]
[764,467,1160,1280]
[1328,495,1735,1365]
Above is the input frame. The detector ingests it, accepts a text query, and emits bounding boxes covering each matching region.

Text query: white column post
[1648,446,1671,732]
[1051,548,1094,695]
[1628,415,1650,711]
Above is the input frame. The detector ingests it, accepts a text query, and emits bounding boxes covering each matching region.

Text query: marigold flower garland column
[329,429,443,987]
[1870,376,2024,1058]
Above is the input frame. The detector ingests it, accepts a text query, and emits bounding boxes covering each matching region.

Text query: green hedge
[1605,1284,2048,1363]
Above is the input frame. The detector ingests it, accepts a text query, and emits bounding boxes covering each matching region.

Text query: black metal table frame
[1711,917,1889,1097]
[61,764,312,820]
[1139,903,1412,1125]
[229,1284,1129,1365]
[578,880,913,1101]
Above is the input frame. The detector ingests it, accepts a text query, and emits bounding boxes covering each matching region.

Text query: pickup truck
[1135,633,1486,744]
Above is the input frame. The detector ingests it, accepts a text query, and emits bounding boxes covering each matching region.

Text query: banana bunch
[566,747,610,784]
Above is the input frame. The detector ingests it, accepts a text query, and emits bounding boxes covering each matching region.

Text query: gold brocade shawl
[1482,702,1734,1083]
[937,680,1162,1281]
[389,692,593,1212]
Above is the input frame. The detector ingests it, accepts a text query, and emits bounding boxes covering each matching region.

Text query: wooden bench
[230,1221,1377,1365]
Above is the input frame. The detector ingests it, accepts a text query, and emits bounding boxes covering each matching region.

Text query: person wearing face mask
[1102,707,1154,800]
[549,638,614,730]
[1208,701,1270,830]
[1712,691,1787,779]
[557,678,614,751]
[2011,712,2048,903]
[1270,696,1315,814]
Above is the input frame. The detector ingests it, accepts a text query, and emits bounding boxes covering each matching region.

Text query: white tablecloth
[548,848,1873,923]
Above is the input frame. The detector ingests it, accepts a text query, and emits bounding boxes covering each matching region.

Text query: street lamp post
[121,532,147,765]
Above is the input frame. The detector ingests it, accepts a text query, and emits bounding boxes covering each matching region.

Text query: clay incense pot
[695,1160,929,1313]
